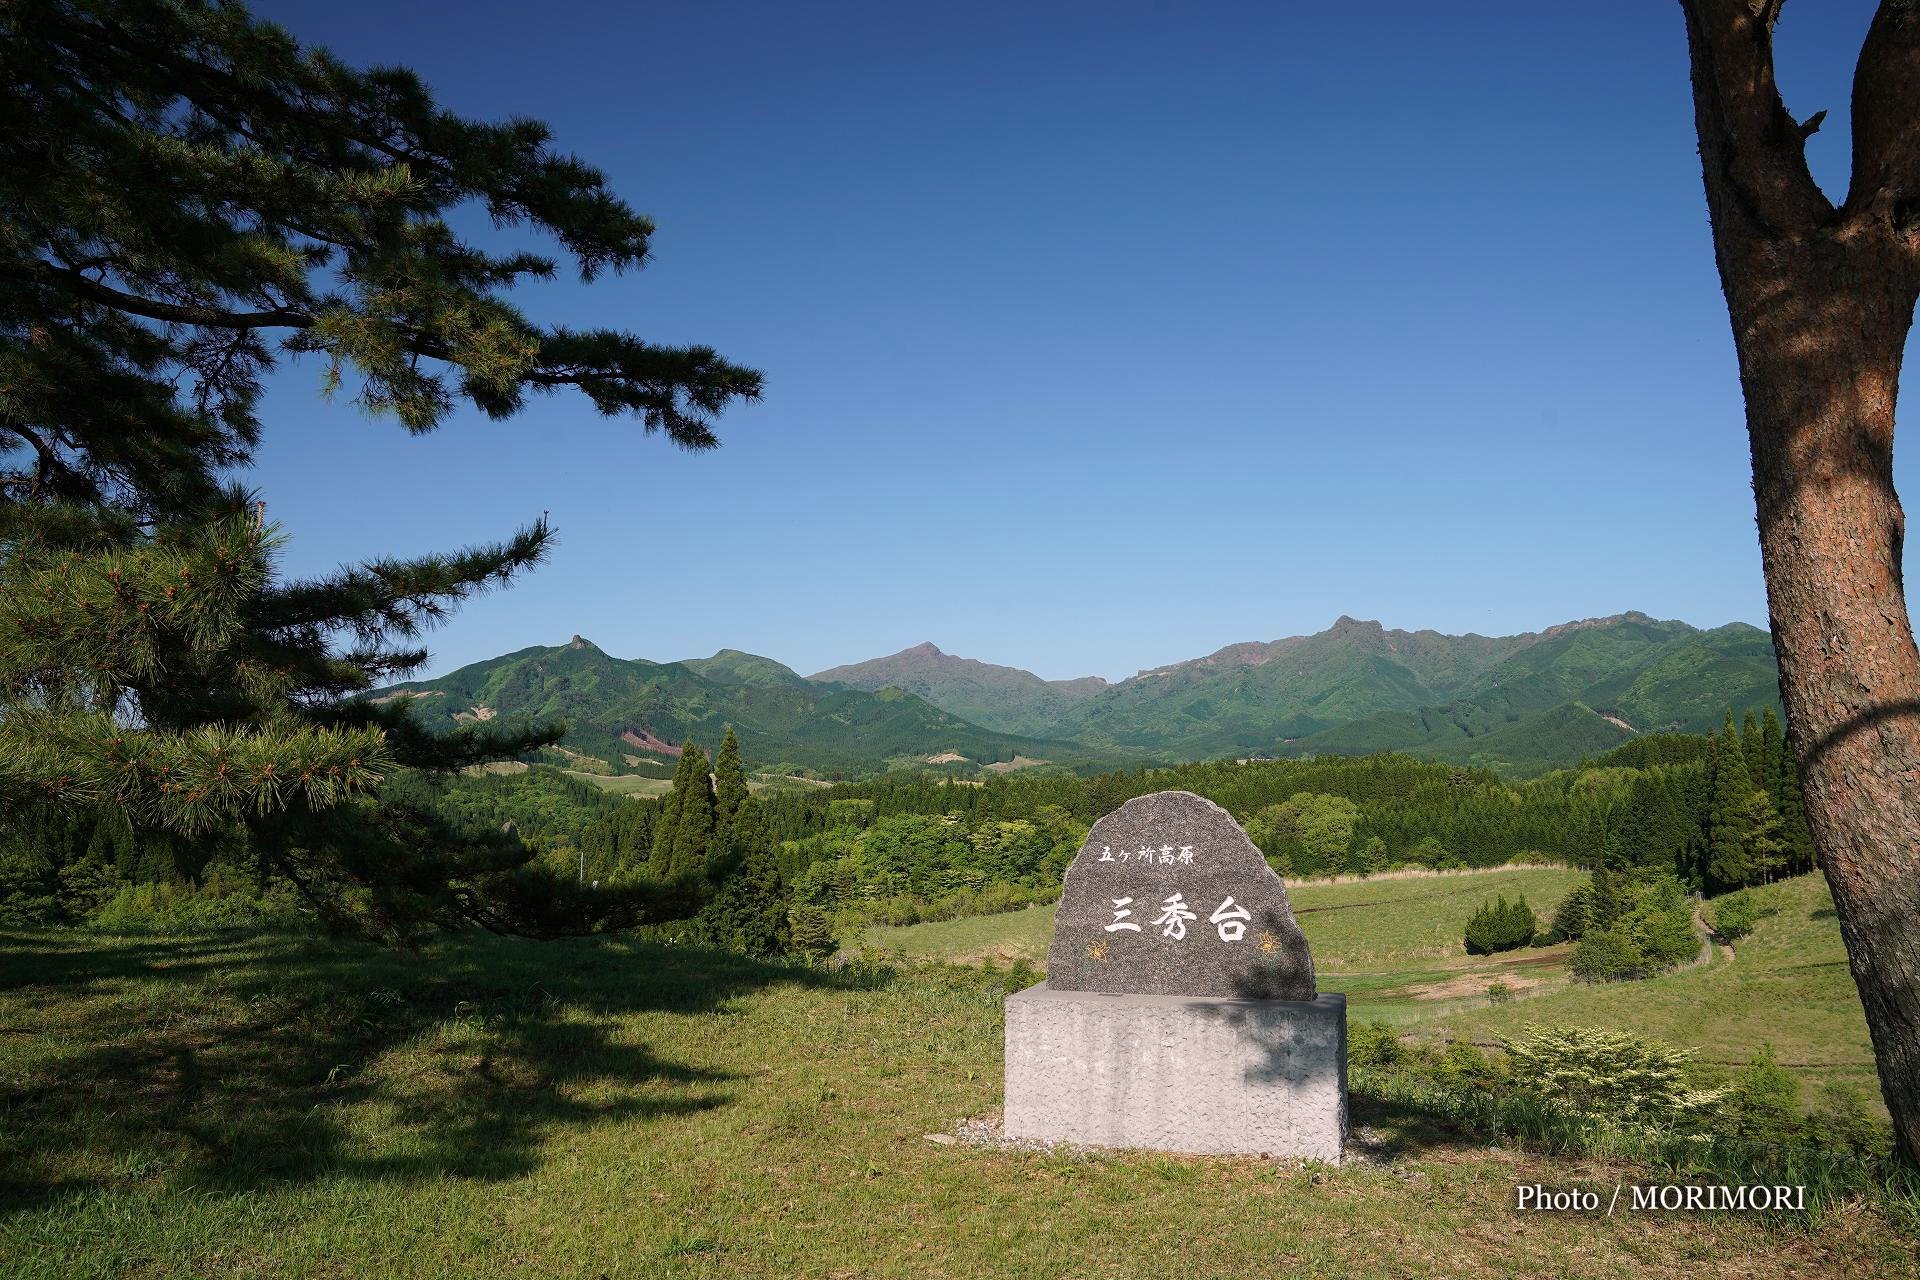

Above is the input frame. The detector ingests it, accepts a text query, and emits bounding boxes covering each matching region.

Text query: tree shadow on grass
[0,928,891,1211]
[1345,1084,1507,1161]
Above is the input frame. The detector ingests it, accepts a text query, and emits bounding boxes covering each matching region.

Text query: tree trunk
[1680,0,1920,1164]
[1734,254,1920,1162]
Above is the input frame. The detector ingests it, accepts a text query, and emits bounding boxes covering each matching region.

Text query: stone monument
[1002,790,1347,1160]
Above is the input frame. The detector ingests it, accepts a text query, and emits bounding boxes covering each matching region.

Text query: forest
[6,705,1802,954]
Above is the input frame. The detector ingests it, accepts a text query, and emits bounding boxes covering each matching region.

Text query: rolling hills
[366,636,1109,779]
[809,643,1108,738]
[816,613,1782,775]
[370,612,1782,780]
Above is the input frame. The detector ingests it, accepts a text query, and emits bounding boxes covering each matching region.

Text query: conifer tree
[1741,709,1766,788]
[712,726,750,849]
[1708,728,1764,890]
[1761,709,1817,875]
[666,744,714,880]
[1760,708,1787,791]
[649,743,701,878]
[0,1,760,938]
[786,904,836,960]
[691,845,789,956]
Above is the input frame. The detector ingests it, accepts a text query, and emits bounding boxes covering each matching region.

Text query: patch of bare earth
[1410,971,1547,1001]
[619,728,682,757]
[983,755,1048,774]
[926,752,969,765]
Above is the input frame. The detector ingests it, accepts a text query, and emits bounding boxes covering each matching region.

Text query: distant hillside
[368,637,1110,779]
[812,612,1781,776]
[1279,617,1781,774]
[387,613,1780,781]
[808,642,1107,737]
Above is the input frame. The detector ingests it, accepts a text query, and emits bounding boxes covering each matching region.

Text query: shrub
[1717,1045,1804,1146]
[1348,1020,1404,1072]
[1570,928,1646,982]
[1706,889,1775,943]
[1636,903,1703,968]
[88,870,302,934]
[1435,1039,1503,1093]
[1502,1024,1720,1127]
[1811,1082,1891,1159]
[1486,981,1514,1004]
[1464,895,1537,954]
[786,905,837,960]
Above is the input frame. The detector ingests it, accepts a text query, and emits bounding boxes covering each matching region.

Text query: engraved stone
[1043,790,1315,1000]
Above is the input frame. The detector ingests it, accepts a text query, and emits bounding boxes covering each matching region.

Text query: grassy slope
[866,870,1874,1105]
[1,926,1911,1279]
[1427,874,1876,1101]
[863,867,1588,973]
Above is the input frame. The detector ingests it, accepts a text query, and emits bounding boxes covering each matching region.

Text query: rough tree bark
[1677,0,1920,1163]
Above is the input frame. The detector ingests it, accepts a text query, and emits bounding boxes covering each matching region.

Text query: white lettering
[1209,896,1253,942]
[1153,892,1197,940]
[1104,897,1141,933]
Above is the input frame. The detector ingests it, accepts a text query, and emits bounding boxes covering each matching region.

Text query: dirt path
[1690,904,1735,966]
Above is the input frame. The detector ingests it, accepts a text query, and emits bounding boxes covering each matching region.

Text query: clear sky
[244,0,1909,683]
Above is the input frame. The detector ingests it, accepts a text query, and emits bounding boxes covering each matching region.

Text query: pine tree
[649,743,701,878]
[712,726,750,851]
[1760,708,1788,794]
[786,904,836,960]
[1707,727,1762,890]
[0,1,760,939]
[666,745,714,881]
[1762,710,1817,875]
[1741,709,1766,789]
[692,846,790,955]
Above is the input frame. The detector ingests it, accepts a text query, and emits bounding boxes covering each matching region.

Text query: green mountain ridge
[372,613,1782,781]
[1277,618,1780,773]
[367,637,1106,779]
[810,612,1783,776]
[807,642,1108,738]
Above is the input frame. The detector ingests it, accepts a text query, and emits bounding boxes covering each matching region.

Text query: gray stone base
[1003,982,1347,1161]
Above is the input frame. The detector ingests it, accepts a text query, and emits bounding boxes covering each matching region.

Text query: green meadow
[866,869,1875,1106]
[2,909,1912,1279]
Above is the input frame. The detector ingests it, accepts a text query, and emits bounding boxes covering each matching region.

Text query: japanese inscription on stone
[1045,790,1316,1000]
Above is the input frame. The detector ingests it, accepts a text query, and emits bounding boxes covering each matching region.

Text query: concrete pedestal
[1003,982,1347,1161]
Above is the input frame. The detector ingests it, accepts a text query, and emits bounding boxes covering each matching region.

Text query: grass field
[2,925,1913,1278]
[864,869,1875,1106]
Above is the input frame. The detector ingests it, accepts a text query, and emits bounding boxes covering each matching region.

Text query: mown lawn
[1,924,1913,1278]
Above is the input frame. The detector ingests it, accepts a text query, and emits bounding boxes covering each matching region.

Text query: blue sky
[246,0,1907,683]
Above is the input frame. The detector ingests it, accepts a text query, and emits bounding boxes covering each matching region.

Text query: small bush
[1486,981,1513,1004]
[1434,1039,1503,1094]
[1706,889,1775,943]
[1464,895,1537,954]
[1635,903,1702,968]
[1717,1044,1804,1145]
[1502,1024,1721,1127]
[88,871,302,934]
[1811,1082,1891,1159]
[1570,928,1645,982]
[785,904,837,960]
[1348,1020,1404,1072]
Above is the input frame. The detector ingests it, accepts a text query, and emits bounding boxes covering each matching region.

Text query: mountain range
[369,613,1783,780]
